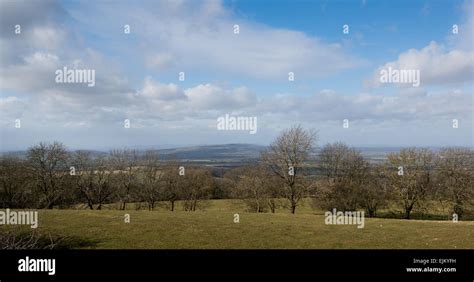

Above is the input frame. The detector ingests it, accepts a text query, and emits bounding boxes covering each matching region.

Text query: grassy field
[4,199,472,249]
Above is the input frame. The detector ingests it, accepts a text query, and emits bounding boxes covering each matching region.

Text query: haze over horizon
[1,142,472,154]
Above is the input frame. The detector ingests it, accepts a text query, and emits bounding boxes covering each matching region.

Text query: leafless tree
[358,164,391,217]
[316,143,371,212]
[26,142,70,209]
[435,148,474,219]
[0,157,32,208]
[181,168,213,211]
[261,125,317,214]
[319,142,351,183]
[139,150,164,210]
[233,165,278,213]
[73,151,114,210]
[386,148,434,219]
[109,149,139,210]
[160,159,184,211]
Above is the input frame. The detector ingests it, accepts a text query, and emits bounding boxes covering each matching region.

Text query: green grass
[5,199,472,249]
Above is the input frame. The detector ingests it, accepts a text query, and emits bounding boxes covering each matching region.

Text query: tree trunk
[268,199,276,213]
[291,204,296,214]
[45,200,54,209]
[404,205,413,219]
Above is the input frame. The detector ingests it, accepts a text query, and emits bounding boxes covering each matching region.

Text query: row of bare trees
[0,143,214,211]
[0,125,473,219]
[222,126,473,219]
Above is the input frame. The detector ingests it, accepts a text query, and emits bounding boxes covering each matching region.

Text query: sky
[0,0,473,150]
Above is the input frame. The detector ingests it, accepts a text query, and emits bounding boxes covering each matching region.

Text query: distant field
[5,199,472,249]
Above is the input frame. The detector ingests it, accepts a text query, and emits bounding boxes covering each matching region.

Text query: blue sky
[0,0,472,150]
[227,0,467,93]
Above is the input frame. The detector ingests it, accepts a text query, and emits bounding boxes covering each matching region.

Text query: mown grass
[5,199,471,249]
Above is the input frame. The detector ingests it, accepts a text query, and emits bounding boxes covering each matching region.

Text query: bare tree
[358,164,390,217]
[319,142,351,183]
[109,149,139,210]
[161,159,183,211]
[316,143,370,212]
[435,148,474,219]
[262,125,317,214]
[386,148,434,219]
[73,151,114,210]
[139,150,163,210]
[265,173,282,213]
[0,157,32,208]
[233,165,275,213]
[181,168,213,211]
[73,151,95,209]
[27,142,69,209]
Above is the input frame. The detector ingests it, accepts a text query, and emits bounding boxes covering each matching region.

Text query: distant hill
[156,144,266,161]
[1,144,465,164]
[0,144,267,162]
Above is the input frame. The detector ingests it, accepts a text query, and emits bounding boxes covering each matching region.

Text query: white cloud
[2,81,472,148]
[30,26,66,50]
[0,51,61,93]
[0,96,28,124]
[139,77,186,101]
[370,1,474,88]
[258,88,472,123]
[185,84,256,110]
[369,42,474,87]
[68,0,363,79]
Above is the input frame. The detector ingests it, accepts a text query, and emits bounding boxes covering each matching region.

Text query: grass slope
[15,199,473,249]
